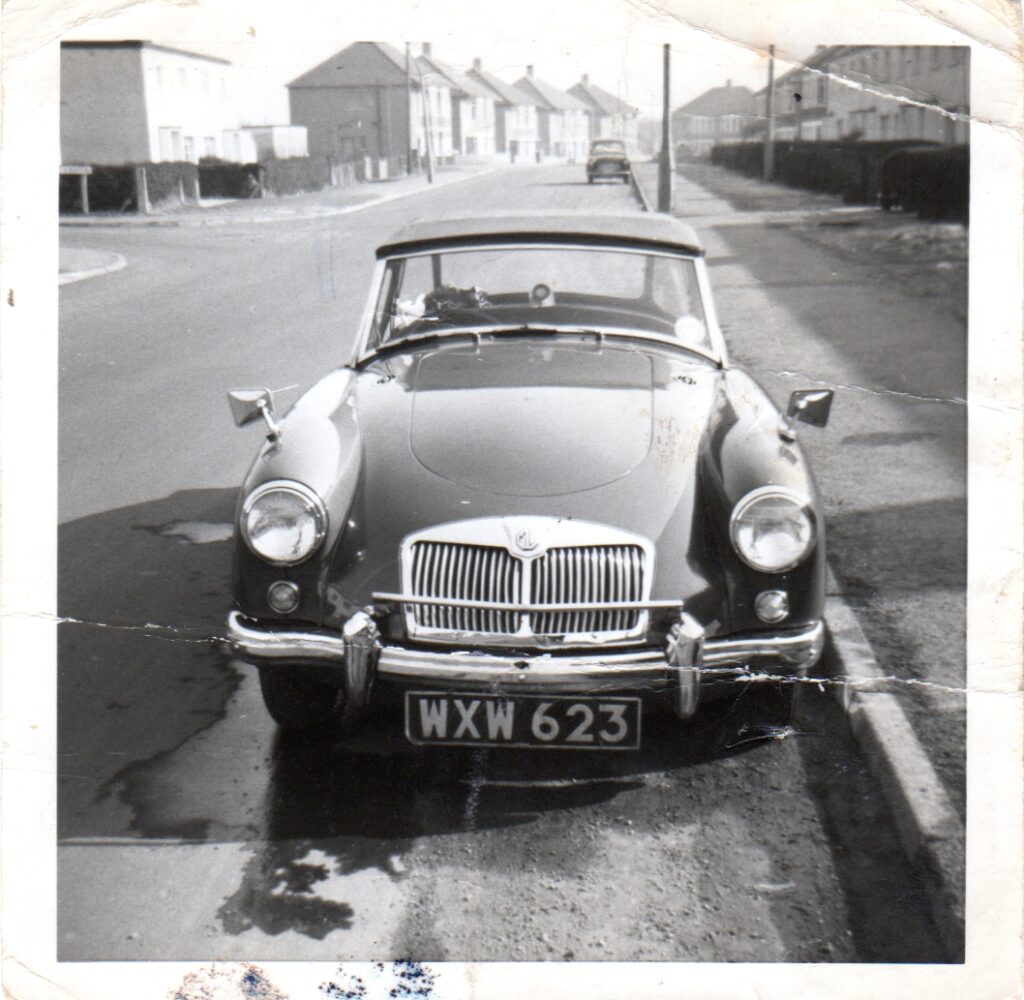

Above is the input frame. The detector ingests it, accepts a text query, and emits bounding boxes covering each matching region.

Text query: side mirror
[779,388,833,442]
[228,388,281,440]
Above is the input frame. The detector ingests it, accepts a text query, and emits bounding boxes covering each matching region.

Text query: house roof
[513,74,589,112]
[377,212,703,258]
[60,39,231,66]
[674,84,757,118]
[288,40,412,89]
[567,79,638,117]
[466,65,534,106]
[753,45,852,97]
[416,53,492,99]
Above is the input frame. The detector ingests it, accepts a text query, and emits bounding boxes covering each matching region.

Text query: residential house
[567,74,640,147]
[242,126,309,161]
[670,81,759,158]
[755,45,969,144]
[288,40,454,176]
[512,66,590,161]
[466,58,539,162]
[60,40,262,164]
[417,44,495,156]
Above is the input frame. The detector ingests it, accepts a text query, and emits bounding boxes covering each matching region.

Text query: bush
[198,162,261,198]
[81,166,137,212]
[143,161,199,206]
[710,140,966,219]
[260,155,333,195]
[880,145,968,222]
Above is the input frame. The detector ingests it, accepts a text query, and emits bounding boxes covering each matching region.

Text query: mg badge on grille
[514,529,538,552]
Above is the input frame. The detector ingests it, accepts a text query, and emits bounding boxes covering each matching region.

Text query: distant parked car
[587,139,630,184]
[226,213,833,749]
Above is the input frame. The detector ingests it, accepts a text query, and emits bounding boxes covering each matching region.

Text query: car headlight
[729,487,816,573]
[241,480,327,566]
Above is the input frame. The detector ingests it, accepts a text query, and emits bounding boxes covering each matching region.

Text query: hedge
[197,162,261,198]
[710,140,968,220]
[879,145,968,221]
[142,161,199,206]
[198,155,337,199]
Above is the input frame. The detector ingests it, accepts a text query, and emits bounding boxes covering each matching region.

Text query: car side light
[755,589,789,624]
[267,580,300,614]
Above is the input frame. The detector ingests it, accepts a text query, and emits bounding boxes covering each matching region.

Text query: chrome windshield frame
[355,241,729,366]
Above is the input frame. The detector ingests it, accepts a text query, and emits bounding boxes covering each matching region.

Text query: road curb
[59,166,503,229]
[58,252,127,285]
[824,573,964,961]
[632,160,966,959]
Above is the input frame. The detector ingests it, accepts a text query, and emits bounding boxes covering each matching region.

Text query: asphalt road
[58,163,944,962]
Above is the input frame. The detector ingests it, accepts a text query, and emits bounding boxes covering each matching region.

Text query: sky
[62,0,793,126]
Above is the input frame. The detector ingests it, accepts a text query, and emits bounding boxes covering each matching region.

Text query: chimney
[526,64,534,78]
[422,42,432,57]
[473,57,481,72]
[582,73,589,84]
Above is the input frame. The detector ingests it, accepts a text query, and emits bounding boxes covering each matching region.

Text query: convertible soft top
[377,212,704,258]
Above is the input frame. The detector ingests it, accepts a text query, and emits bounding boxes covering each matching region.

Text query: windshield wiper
[355,324,720,368]
[354,329,483,367]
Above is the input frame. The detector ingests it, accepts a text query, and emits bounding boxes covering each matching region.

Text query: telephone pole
[657,43,673,213]
[405,42,414,174]
[763,44,776,181]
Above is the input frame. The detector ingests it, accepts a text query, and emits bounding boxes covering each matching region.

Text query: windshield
[368,245,712,356]
[591,141,626,154]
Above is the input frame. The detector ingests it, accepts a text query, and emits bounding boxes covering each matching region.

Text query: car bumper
[226,611,824,712]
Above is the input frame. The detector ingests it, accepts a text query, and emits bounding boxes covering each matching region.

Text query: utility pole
[405,43,414,174]
[763,44,776,181]
[420,65,435,183]
[657,43,673,213]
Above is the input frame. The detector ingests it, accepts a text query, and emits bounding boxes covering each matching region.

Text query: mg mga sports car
[226,213,833,750]
[587,139,631,184]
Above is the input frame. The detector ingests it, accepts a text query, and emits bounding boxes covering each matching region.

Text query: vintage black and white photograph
[2,0,1022,997]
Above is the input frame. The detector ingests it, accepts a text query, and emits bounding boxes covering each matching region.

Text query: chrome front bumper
[226,611,824,716]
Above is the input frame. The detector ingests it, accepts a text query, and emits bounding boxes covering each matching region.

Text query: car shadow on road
[58,487,239,841]
[213,687,797,943]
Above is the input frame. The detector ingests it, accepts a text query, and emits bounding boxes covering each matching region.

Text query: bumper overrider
[225,605,824,720]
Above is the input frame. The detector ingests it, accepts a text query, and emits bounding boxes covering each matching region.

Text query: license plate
[404,692,641,750]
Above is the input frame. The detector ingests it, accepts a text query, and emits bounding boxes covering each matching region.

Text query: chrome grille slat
[407,538,647,641]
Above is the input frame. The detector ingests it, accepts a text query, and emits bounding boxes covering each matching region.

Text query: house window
[205,136,216,157]
[183,136,195,161]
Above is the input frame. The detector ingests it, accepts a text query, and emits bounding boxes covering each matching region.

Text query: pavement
[59,246,127,285]
[59,159,503,230]
[56,163,949,962]
[633,159,965,957]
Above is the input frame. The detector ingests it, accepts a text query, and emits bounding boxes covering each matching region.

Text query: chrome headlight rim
[240,479,328,567]
[729,486,817,574]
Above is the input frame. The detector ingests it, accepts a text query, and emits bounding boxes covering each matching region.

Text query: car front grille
[531,545,644,636]
[406,536,647,643]
[410,541,523,635]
